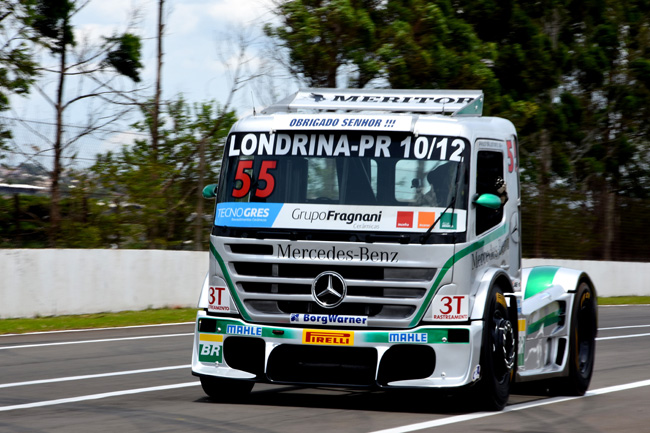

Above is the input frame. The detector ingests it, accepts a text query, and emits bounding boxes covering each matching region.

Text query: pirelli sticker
[302,329,354,346]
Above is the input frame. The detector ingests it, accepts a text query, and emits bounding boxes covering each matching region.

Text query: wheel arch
[522,266,597,298]
[521,266,597,321]
[470,267,515,321]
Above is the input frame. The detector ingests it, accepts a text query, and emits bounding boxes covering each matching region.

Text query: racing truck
[191,89,598,410]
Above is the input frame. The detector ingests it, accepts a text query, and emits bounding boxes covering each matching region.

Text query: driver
[417,163,456,207]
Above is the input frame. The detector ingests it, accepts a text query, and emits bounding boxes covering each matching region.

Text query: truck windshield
[216,131,469,234]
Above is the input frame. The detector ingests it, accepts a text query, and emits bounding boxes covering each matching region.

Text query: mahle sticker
[388,332,428,343]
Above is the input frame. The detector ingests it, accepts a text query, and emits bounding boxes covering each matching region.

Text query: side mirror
[202,183,218,199]
[473,193,501,210]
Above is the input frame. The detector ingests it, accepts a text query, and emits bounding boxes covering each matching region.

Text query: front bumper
[191,311,484,389]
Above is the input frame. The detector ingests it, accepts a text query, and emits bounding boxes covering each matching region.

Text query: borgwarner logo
[312,271,347,308]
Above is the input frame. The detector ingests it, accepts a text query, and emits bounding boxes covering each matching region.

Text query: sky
[79,0,284,107]
[6,0,296,170]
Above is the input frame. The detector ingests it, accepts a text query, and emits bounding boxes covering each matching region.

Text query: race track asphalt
[1,305,649,432]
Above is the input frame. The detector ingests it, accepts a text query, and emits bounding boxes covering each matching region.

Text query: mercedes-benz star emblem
[312,271,347,308]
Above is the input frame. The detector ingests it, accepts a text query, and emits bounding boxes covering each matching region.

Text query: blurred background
[2,0,650,262]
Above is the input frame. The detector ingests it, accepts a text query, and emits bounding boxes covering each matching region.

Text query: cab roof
[261,88,484,116]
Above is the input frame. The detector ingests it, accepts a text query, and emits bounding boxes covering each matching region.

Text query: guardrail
[0,250,646,319]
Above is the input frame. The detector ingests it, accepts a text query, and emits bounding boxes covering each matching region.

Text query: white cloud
[206,0,276,27]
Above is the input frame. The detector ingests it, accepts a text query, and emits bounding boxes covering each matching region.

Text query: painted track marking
[369,378,650,433]
[0,382,201,412]
[599,324,650,331]
[0,333,193,350]
[597,332,650,341]
[0,364,191,389]
[1,377,650,416]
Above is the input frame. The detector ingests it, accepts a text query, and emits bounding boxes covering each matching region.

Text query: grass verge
[0,308,196,335]
[598,296,650,305]
[0,297,648,335]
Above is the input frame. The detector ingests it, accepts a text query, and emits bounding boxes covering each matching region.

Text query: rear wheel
[200,376,254,401]
[553,281,597,396]
[473,284,516,411]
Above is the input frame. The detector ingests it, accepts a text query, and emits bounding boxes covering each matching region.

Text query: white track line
[369,378,650,433]
[0,333,193,350]
[2,377,650,416]
[599,324,650,331]
[0,382,201,412]
[0,364,191,389]
[597,332,650,341]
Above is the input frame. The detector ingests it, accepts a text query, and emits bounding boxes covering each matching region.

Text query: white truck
[192,89,597,410]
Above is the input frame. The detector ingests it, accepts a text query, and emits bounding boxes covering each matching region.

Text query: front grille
[232,261,433,281]
[267,345,378,386]
[218,239,439,328]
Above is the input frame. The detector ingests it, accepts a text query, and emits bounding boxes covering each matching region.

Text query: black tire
[473,284,516,411]
[553,281,597,396]
[200,376,254,401]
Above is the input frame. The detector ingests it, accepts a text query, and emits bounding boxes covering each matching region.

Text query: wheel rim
[490,310,515,380]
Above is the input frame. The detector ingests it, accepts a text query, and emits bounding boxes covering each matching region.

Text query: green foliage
[264,0,383,87]
[264,0,650,261]
[104,33,143,82]
[0,0,39,147]
[84,97,237,249]
[0,194,49,248]
[31,0,75,53]
[4,0,650,263]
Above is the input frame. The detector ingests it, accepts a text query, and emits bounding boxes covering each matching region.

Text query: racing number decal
[430,295,469,321]
[256,160,277,198]
[231,160,277,198]
[506,140,517,173]
[400,136,465,161]
[232,160,253,198]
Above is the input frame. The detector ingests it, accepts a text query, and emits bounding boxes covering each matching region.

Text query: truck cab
[192,89,597,410]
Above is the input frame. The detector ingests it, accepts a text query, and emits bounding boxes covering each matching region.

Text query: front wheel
[553,281,597,396]
[200,376,254,401]
[472,284,516,411]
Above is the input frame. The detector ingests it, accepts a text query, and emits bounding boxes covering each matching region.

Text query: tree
[28,0,143,247]
[0,0,38,150]
[265,0,383,88]
[88,97,236,249]
[264,0,650,261]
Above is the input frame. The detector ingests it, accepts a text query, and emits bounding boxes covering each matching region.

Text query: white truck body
[191,89,597,410]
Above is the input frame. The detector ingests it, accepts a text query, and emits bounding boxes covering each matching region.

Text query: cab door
[471,139,518,282]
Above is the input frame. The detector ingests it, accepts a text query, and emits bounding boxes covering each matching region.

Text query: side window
[476,151,505,235]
